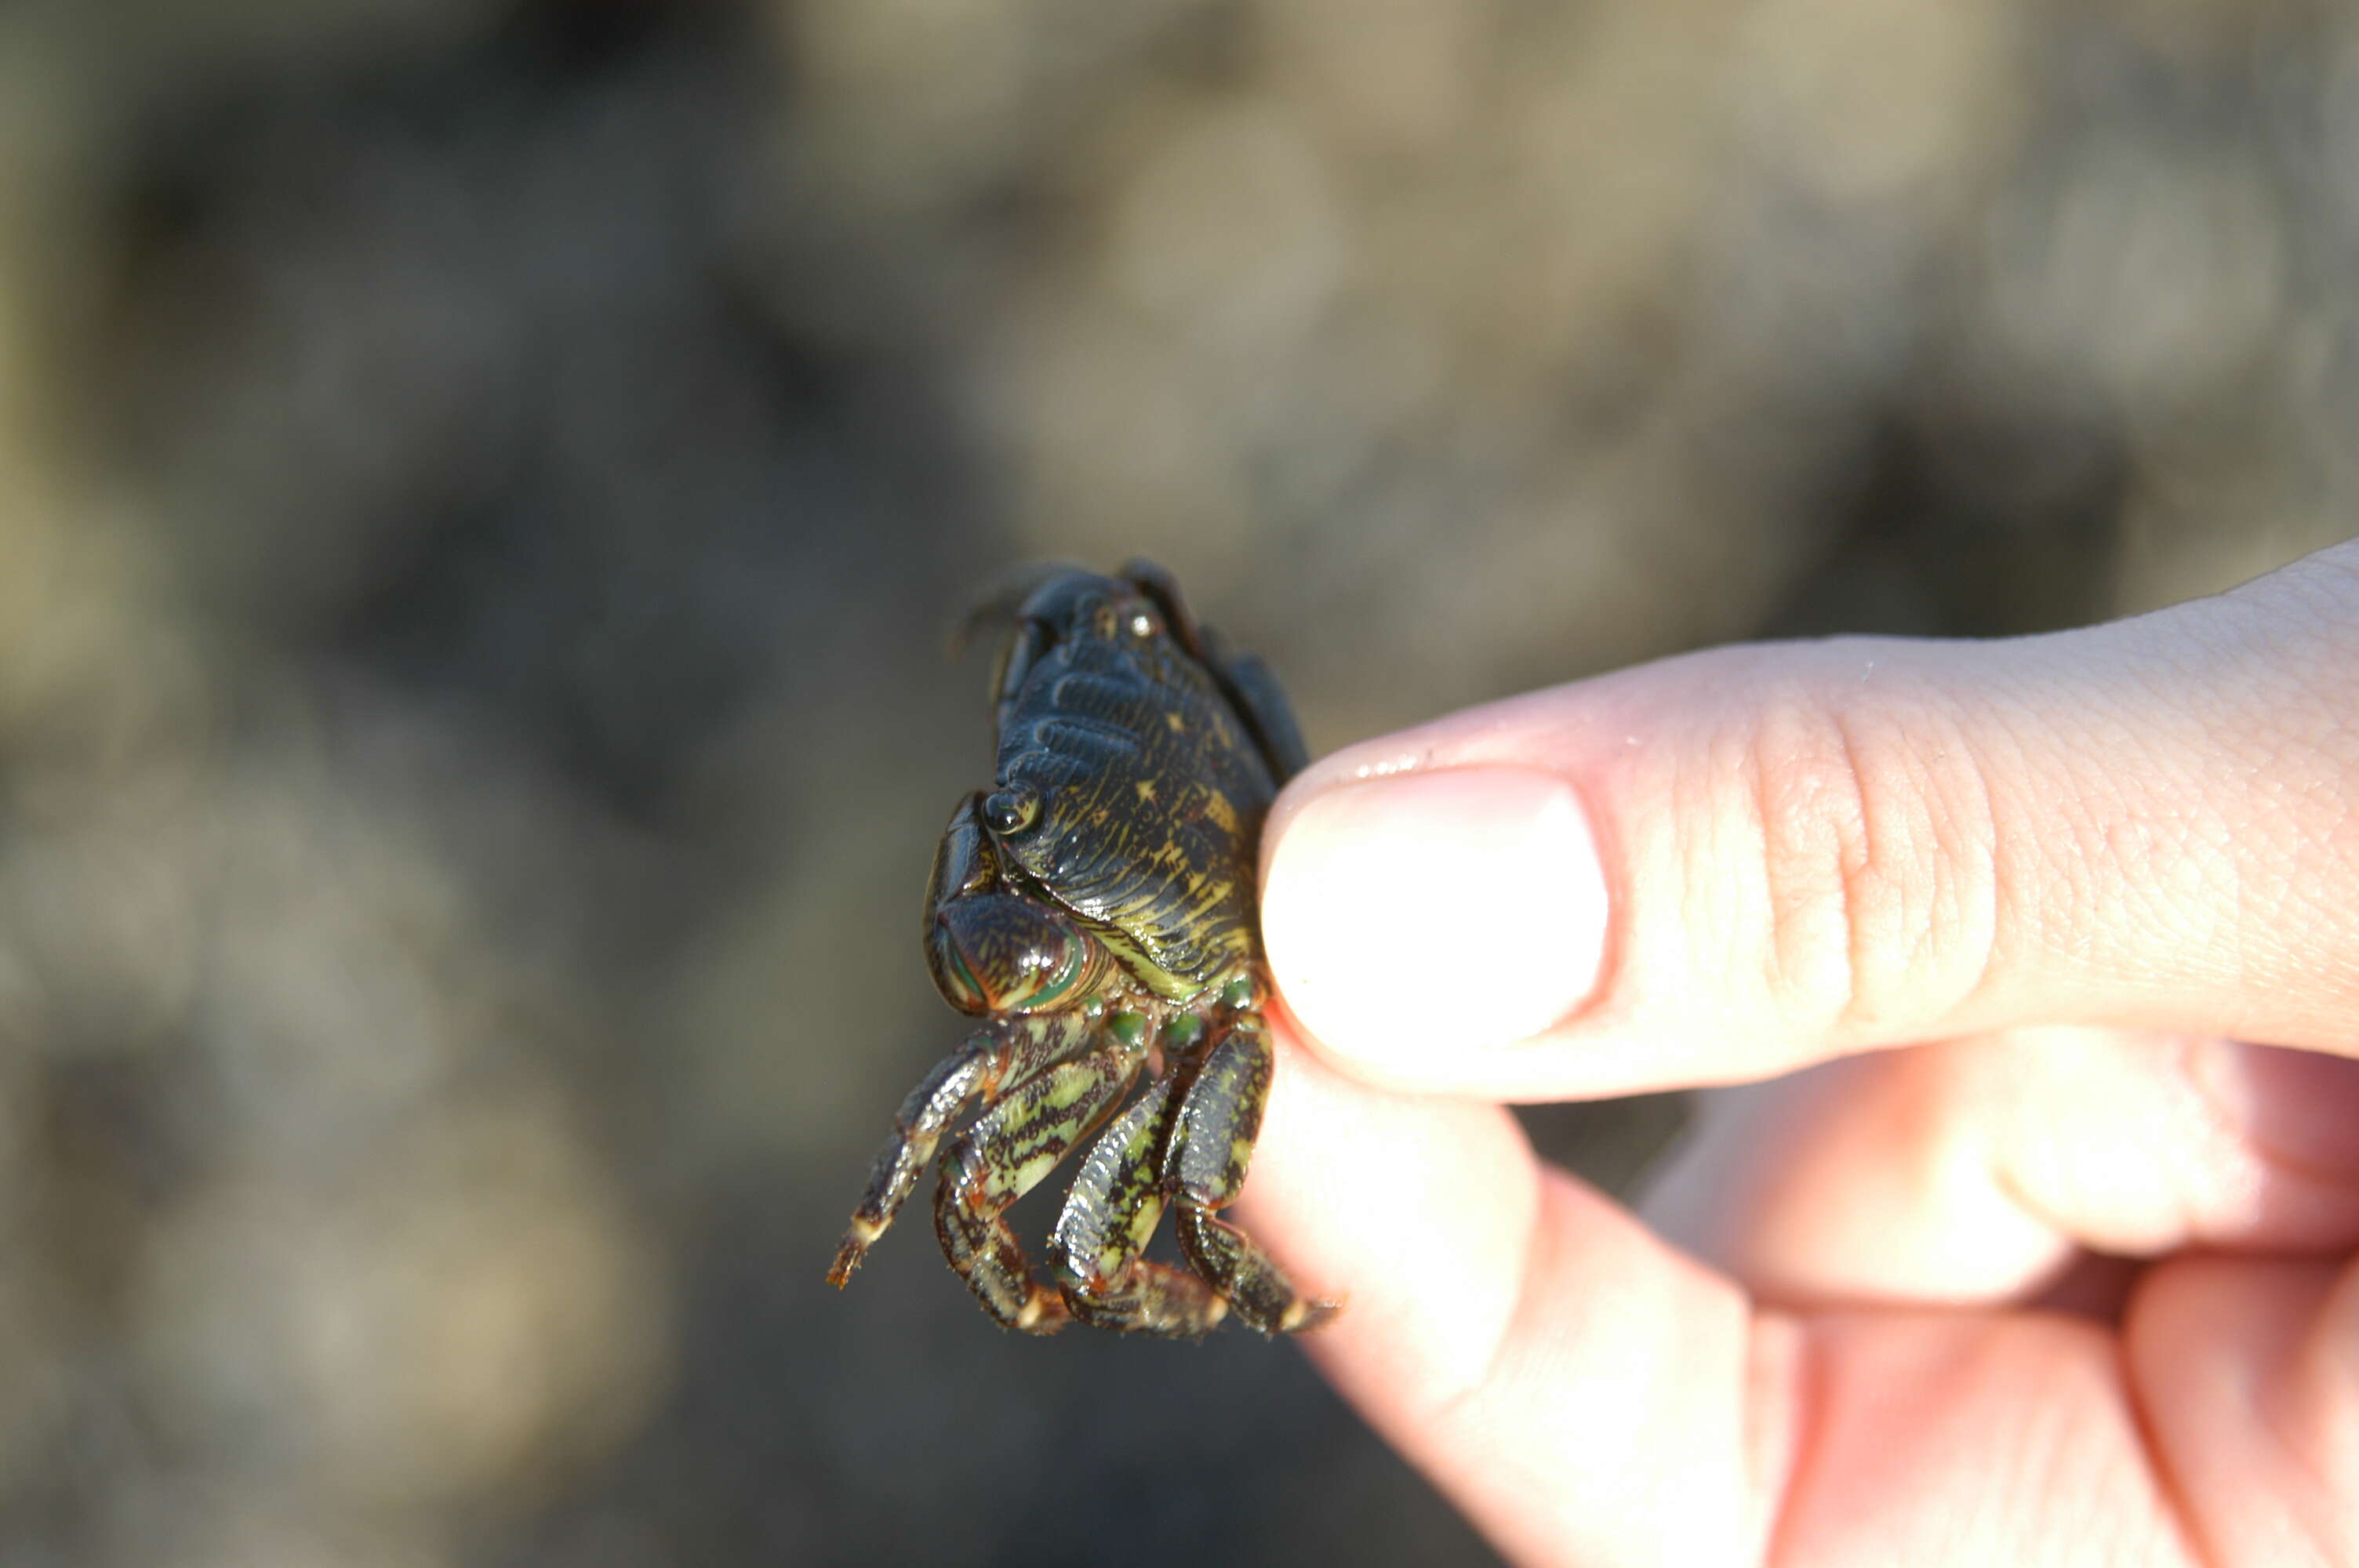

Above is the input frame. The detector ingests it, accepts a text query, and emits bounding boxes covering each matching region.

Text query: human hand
[1237,539,2359,1566]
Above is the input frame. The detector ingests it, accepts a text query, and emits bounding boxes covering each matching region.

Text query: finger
[1235,1014,2248,1567]
[2125,1251,2359,1565]
[1773,1265,2354,1568]
[1639,1032,2359,1310]
[1234,1010,1779,1567]
[1260,539,2359,1099]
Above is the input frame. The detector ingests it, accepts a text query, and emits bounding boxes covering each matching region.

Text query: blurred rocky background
[0,0,2351,1563]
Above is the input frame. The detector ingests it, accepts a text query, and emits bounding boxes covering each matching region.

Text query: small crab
[826,561,1337,1336]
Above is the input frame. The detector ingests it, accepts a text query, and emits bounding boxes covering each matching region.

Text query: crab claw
[928,894,1108,1015]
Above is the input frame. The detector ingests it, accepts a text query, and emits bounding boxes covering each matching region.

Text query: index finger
[1237,1012,2331,1568]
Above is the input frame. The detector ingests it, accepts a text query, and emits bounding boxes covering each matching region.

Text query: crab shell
[937,561,1307,1008]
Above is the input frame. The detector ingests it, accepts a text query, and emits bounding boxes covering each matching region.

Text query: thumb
[1259,539,2359,1099]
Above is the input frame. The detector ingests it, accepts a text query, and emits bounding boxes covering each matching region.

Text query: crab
[826,561,1338,1337]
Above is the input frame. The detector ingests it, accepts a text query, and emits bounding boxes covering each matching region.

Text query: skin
[1236,538,2359,1566]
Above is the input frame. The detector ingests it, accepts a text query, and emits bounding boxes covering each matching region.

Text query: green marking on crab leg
[1049,1077,1229,1337]
[1167,1013,1340,1334]
[933,1043,1142,1334]
[826,1011,1092,1289]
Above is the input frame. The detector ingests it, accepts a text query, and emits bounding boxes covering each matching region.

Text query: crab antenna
[944,561,1089,659]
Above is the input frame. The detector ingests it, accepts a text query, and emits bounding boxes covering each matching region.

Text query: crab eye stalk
[983,786,1041,836]
[927,892,1108,1015]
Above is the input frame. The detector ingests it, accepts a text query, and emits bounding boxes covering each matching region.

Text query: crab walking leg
[827,1011,1091,1287]
[1167,1013,1341,1334]
[934,1041,1143,1333]
[1049,1078,1230,1337]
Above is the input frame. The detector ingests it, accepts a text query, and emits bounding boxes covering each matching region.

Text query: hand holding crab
[1230,538,2359,1565]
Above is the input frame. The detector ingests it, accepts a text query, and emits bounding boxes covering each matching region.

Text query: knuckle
[1733,674,2001,1039]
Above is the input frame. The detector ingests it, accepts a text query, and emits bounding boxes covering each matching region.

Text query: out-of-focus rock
[137,1093,665,1510]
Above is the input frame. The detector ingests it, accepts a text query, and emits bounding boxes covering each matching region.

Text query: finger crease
[2117,1332,2230,1568]
[1429,1159,1556,1428]
[1757,1310,1826,1568]
[1954,724,2007,1025]
[1830,709,1876,1040]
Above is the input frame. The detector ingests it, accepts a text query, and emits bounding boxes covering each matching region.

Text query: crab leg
[1049,1075,1230,1336]
[827,1011,1091,1288]
[1165,1014,1339,1334]
[933,1037,1143,1333]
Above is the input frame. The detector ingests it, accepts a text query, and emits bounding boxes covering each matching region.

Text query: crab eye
[983,786,1041,835]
